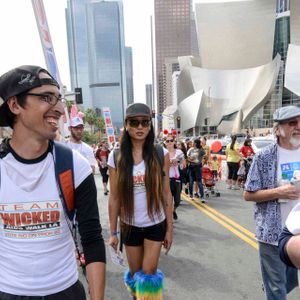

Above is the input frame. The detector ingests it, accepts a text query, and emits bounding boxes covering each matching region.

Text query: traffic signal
[176,116,181,129]
[75,87,83,104]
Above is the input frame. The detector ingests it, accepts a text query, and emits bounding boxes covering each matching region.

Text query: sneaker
[194,193,200,198]
[173,211,178,220]
[104,192,108,195]
[184,187,189,195]
[189,195,194,200]
[201,199,206,203]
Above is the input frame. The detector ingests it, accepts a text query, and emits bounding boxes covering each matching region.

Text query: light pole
[207,86,211,135]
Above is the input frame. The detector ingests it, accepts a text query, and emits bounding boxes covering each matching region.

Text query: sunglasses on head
[127,119,151,128]
[280,119,300,127]
[165,139,174,143]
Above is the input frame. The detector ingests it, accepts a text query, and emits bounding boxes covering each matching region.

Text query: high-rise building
[154,0,192,130]
[125,47,134,105]
[145,84,153,109]
[66,0,127,129]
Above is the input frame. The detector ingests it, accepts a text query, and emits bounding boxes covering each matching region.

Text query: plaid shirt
[245,142,282,244]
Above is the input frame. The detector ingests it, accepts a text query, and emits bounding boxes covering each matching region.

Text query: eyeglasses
[127,119,151,128]
[26,93,64,106]
[165,139,174,143]
[280,119,300,127]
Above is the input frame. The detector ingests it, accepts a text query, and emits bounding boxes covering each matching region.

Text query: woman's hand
[108,235,119,251]
[163,230,173,255]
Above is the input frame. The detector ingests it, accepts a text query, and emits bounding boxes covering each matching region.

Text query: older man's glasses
[127,119,151,128]
[26,93,64,106]
[281,119,300,127]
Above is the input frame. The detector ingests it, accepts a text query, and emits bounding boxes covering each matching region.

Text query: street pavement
[80,174,300,299]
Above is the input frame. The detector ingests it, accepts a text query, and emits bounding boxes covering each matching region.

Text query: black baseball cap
[0,65,59,127]
[125,103,151,119]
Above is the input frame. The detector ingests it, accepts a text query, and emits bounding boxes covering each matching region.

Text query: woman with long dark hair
[108,103,173,300]
[165,135,185,220]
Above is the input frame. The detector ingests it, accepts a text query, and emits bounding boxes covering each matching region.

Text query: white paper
[108,245,125,267]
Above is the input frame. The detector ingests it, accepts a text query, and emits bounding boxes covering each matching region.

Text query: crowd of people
[0,65,300,300]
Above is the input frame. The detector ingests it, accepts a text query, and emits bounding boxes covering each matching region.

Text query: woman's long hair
[230,135,237,150]
[116,124,163,225]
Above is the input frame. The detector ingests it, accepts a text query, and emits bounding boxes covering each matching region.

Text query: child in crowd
[211,155,219,181]
[237,160,246,188]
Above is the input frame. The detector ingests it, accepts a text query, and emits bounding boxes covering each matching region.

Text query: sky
[0,0,154,102]
[0,0,215,103]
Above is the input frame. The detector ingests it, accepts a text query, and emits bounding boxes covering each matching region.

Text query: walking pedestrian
[187,138,206,202]
[225,135,241,190]
[0,65,106,299]
[165,134,185,220]
[95,141,110,195]
[244,105,300,300]
[108,103,173,300]
[66,117,97,174]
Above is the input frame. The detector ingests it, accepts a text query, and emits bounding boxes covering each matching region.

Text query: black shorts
[0,280,86,300]
[121,220,166,246]
[99,166,109,183]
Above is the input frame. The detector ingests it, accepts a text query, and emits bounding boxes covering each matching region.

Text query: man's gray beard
[290,135,300,148]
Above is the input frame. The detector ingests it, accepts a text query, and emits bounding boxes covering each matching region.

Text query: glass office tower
[154,0,192,131]
[66,0,127,129]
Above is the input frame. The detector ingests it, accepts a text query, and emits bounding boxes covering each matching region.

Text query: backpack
[113,144,165,175]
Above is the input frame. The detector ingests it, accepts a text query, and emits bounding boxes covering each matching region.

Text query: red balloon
[211,140,222,153]
[172,129,177,136]
[163,129,169,135]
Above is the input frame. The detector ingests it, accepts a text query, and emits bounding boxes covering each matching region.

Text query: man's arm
[86,262,106,300]
[244,185,300,203]
[75,174,106,300]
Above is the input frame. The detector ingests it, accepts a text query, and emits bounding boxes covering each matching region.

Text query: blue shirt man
[244,105,300,300]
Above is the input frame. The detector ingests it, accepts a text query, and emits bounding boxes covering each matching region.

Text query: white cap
[70,117,84,127]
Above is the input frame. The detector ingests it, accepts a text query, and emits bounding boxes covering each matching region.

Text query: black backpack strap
[52,141,75,221]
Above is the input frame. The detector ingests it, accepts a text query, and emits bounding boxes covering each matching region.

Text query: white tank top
[0,153,78,296]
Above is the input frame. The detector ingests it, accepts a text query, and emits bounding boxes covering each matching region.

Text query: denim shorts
[121,220,166,246]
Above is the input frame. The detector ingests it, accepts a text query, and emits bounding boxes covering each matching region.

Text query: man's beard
[290,135,300,148]
[71,131,82,142]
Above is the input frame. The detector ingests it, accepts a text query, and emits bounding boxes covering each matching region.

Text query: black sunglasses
[26,93,64,106]
[165,139,174,143]
[127,119,151,128]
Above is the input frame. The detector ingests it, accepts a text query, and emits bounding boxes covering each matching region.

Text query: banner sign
[31,0,62,85]
[31,0,70,137]
[102,107,116,144]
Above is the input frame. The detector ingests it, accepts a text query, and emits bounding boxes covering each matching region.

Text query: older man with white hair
[244,105,300,300]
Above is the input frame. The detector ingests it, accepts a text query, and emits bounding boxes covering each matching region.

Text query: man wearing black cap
[244,105,300,299]
[0,66,105,299]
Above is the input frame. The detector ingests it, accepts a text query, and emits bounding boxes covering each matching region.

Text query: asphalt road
[80,174,300,300]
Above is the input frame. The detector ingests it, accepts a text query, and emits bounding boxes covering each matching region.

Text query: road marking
[182,194,258,250]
